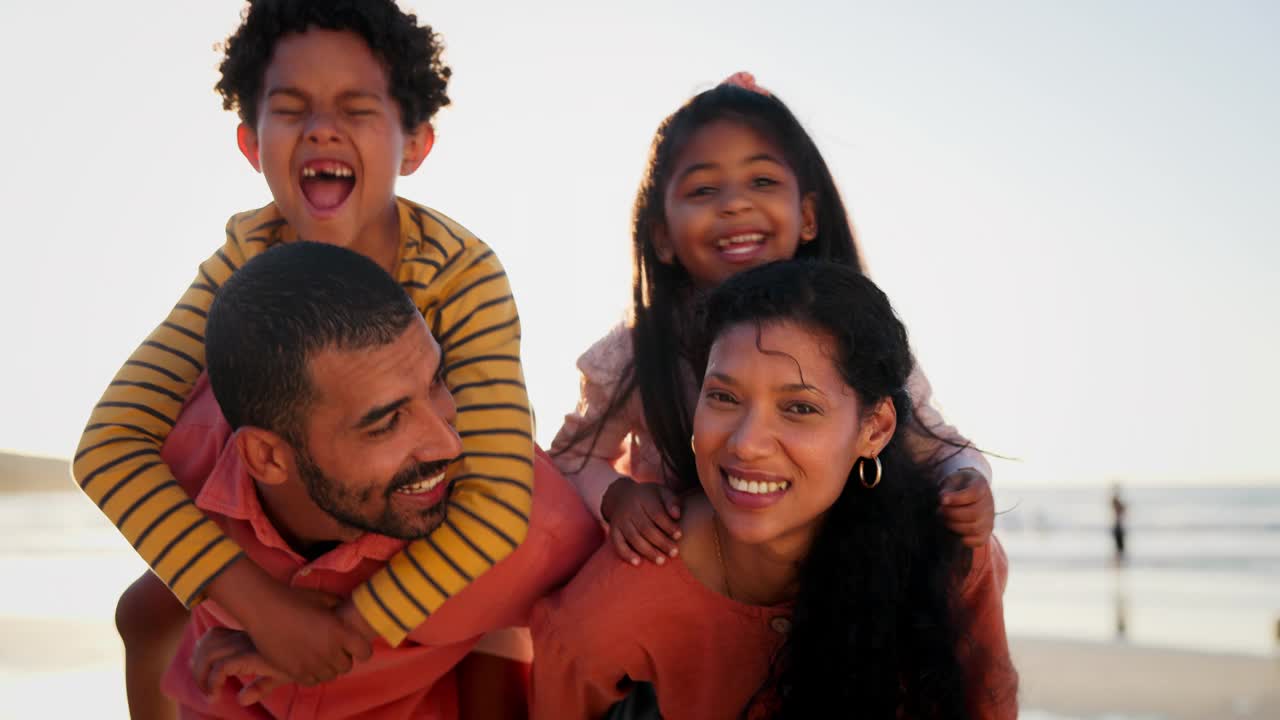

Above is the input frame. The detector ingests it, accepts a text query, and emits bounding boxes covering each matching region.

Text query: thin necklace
[712,514,735,601]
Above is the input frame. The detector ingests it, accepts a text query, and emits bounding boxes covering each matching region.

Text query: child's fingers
[656,486,683,520]
[238,676,287,706]
[609,527,644,567]
[643,500,683,541]
[636,517,679,559]
[940,485,983,506]
[941,504,984,525]
[621,523,668,565]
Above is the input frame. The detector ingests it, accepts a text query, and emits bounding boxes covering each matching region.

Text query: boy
[72,2,534,716]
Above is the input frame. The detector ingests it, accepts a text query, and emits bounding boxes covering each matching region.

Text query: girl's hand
[939,469,994,548]
[601,476,683,566]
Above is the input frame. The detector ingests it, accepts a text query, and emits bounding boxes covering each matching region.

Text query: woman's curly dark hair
[215,0,451,131]
[699,260,977,719]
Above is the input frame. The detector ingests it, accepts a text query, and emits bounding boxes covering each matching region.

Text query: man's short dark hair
[206,241,419,442]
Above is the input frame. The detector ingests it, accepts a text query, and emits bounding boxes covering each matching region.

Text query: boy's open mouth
[299,159,356,211]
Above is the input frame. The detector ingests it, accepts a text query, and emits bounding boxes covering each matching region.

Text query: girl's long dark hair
[555,84,862,487]
[700,260,973,719]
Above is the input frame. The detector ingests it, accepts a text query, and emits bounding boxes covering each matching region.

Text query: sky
[1,0,1277,485]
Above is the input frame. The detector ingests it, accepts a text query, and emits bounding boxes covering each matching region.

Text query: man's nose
[413,393,463,464]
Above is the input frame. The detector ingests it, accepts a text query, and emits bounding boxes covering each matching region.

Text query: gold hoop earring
[858,456,882,489]
[690,435,696,455]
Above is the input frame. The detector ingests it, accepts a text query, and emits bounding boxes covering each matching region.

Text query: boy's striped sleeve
[71,215,271,604]
[351,206,534,645]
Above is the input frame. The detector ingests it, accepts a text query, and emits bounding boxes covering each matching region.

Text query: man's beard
[293,445,452,539]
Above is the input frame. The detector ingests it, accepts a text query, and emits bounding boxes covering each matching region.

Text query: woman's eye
[271,108,302,117]
[705,389,736,404]
[370,411,401,437]
[347,108,376,117]
[785,402,820,416]
[687,185,716,198]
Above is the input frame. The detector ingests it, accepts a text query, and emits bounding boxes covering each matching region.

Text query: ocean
[994,484,1280,657]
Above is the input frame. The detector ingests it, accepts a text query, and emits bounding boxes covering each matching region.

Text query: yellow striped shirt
[73,198,533,646]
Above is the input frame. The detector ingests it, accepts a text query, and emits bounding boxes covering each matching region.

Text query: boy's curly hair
[215,0,451,131]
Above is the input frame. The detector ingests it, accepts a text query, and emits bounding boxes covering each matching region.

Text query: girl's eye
[370,411,401,437]
[271,108,303,117]
[687,185,716,198]
[347,108,376,117]
[751,176,780,188]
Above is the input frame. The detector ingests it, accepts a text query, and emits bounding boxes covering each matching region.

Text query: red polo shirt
[160,376,602,719]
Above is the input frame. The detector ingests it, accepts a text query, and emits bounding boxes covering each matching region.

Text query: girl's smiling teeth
[394,470,446,495]
[716,232,766,257]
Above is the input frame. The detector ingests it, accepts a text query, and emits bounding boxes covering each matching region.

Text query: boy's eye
[369,411,401,437]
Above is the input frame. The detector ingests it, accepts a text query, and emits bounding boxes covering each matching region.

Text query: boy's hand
[939,469,994,548]
[190,627,286,705]
[205,558,372,687]
[601,476,682,566]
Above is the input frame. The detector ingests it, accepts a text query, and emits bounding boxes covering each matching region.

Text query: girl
[532,260,1018,719]
[551,73,994,565]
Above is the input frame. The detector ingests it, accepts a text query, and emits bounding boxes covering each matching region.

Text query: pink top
[160,376,603,720]
[531,536,1018,720]
[550,323,993,520]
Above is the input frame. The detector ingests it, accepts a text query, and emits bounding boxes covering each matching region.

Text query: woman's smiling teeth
[726,474,790,495]
[395,470,447,495]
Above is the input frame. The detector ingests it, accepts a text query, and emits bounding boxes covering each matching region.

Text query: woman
[532,260,1017,719]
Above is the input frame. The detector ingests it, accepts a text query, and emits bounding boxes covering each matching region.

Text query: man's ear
[237,123,262,173]
[857,397,898,459]
[234,426,293,485]
[399,122,435,176]
[799,192,818,243]
[652,223,676,264]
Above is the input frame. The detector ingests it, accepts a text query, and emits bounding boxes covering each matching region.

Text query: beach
[2,455,1278,719]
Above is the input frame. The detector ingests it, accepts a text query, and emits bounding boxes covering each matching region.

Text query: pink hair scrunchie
[720,71,771,97]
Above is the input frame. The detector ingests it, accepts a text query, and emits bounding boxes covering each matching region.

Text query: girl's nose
[717,186,752,216]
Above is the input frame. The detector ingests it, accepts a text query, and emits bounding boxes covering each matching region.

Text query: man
[158,241,600,718]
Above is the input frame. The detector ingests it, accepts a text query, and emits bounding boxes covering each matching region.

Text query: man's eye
[370,412,401,437]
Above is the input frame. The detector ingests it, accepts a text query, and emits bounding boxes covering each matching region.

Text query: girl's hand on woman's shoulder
[601,476,684,566]
[939,469,995,548]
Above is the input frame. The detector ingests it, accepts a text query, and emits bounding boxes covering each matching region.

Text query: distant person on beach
[533,261,1018,719]
[550,72,997,572]
[157,242,599,717]
[1111,483,1128,565]
[70,3,539,718]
